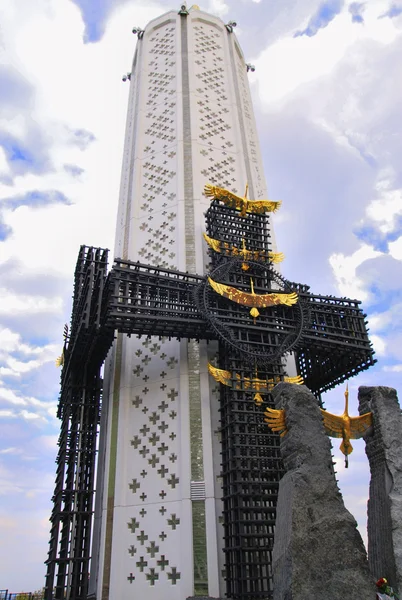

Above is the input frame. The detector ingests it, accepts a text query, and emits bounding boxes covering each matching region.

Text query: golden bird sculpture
[320,385,373,468]
[264,407,288,437]
[203,233,285,270]
[55,324,69,368]
[208,276,298,321]
[207,363,303,406]
[204,183,282,217]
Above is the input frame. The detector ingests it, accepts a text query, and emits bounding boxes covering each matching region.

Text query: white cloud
[0,289,63,315]
[206,0,229,17]
[383,364,402,372]
[0,447,22,455]
[19,409,42,420]
[254,4,401,109]
[365,174,402,234]
[0,387,28,406]
[0,327,56,355]
[0,147,10,176]
[389,236,402,260]
[329,244,382,300]
[0,409,18,418]
[368,303,402,333]
[370,334,386,355]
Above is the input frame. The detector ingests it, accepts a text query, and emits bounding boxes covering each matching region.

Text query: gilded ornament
[55,348,64,368]
[320,385,373,467]
[204,183,281,217]
[202,233,284,267]
[55,324,68,368]
[207,276,298,320]
[264,407,288,437]
[207,363,303,406]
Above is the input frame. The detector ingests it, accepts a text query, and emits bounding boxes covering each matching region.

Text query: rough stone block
[272,383,374,600]
[359,386,402,594]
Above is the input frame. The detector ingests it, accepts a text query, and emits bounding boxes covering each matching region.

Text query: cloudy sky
[1,0,401,592]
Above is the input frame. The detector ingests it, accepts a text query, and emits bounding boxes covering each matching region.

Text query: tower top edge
[142,6,236,33]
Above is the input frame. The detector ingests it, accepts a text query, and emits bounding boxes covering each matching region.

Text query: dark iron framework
[45,202,375,600]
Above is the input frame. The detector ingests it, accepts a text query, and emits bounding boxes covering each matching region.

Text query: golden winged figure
[264,407,288,437]
[207,363,231,385]
[321,385,373,468]
[203,233,284,269]
[55,323,69,368]
[208,276,298,320]
[204,183,282,217]
[55,348,64,368]
[208,364,303,406]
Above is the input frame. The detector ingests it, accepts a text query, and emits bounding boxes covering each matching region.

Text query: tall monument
[45,5,375,600]
[94,7,274,598]
[93,7,281,599]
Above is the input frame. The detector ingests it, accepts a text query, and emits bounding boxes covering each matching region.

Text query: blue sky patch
[64,164,85,177]
[0,220,12,241]
[294,0,344,37]
[349,2,365,23]
[379,3,402,18]
[0,132,51,177]
[70,0,113,42]
[3,190,71,210]
[71,128,96,149]
[0,66,34,109]
[355,225,388,252]
[355,216,402,253]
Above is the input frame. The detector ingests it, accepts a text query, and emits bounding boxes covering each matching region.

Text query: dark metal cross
[45,201,375,600]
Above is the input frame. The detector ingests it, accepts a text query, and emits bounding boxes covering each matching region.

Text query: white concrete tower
[90,6,276,599]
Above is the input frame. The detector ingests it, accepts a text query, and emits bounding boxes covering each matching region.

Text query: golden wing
[349,412,373,439]
[204,184,245,210]
[264,407,288,437]
[228,247,284,265]
[228,245,285,265]
[55,348,64,368]
[284,375,304,385]
[203,233,222,253]
[268,252,285,264]
[251,291,299,309]
[205,185,243,208]
[208,277,249,304]
[320,410,344,438]
[208,277,298,309]
[247,199,282,214]
[207,363,231,386]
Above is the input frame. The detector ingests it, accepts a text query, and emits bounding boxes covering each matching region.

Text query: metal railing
[0,592,46,600]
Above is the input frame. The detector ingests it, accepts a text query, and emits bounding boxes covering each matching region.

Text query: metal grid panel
[205,201,273,264]
[45,247,113,600]
[219,350,283,600]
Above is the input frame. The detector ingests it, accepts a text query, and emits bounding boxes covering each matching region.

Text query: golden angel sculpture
[320,385,373,468]
[208,276,298,320]
[208,363,303,406]
[203,233,284,269]
[204,183,282,217]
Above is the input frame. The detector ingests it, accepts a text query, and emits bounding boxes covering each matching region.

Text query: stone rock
[359,386,402,594]
[272,383,374,600]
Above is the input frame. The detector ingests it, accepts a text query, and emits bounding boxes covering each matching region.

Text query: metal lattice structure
[45,248,113,600]
[45,202,375,600]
